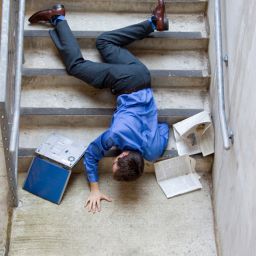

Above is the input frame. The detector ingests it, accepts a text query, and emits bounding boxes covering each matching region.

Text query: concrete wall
[208,1,256,255]
[0,126,9,256]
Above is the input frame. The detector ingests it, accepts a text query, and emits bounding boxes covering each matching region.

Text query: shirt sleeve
[83,129,116,183]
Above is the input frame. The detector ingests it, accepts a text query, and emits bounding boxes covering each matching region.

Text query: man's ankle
[148,16,157,31]
[51,15,65,26]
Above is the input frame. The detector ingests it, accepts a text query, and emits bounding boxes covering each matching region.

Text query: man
[29,0,170,213]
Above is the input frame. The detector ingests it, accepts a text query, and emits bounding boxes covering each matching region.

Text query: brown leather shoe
[28,4,65,24]
[153,0,169,31]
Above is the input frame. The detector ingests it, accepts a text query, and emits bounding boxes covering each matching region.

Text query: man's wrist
[90,182,99,192]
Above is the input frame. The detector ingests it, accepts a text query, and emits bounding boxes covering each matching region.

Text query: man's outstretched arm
[83,130,116,213]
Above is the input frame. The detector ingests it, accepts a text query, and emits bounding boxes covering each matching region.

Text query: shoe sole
[163,18,169,30]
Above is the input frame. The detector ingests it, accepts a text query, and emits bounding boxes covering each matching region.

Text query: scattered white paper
[173,111,214,156]
[154,155,202,198]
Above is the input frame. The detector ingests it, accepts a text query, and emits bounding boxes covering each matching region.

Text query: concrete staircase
[19,0,212,173]
[8,0,217,255]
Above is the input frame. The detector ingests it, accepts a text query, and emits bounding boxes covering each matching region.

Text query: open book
[154,155,202,198]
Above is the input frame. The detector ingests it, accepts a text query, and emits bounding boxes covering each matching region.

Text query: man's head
[112,151,144,182]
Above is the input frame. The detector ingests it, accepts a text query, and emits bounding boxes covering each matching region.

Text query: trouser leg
[96,20,154,65]
[95,20,153,94]
[49,20,118,89]
[49,20,153,94]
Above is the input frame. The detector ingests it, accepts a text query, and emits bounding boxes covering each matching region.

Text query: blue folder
[23,156,71,204]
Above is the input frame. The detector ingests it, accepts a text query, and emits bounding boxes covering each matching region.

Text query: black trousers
[49,20,154,95]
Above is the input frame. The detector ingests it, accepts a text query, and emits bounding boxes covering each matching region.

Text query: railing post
[0,0,25,207]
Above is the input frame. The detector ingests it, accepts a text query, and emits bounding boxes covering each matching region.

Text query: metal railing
[10,0,25,153]
[214,0,233,150]
[0,0,25,207]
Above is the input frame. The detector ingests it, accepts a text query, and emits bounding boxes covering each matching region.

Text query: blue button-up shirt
[83,88,169,182]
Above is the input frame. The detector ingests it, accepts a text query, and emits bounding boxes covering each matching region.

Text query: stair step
[22,69,210,87]
[23,37,209,88]
[25,12,208,38]
[25,0,208,14]
[18,116,204,150]
[24,12,209,51]
[19,109,204,131]
[23,36,209,70]
[20,82,209,109]
[24,30,208,51]
[18,112,213,174]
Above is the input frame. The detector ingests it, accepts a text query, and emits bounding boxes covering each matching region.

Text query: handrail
[10,0,25,155]
[214,0,233,150]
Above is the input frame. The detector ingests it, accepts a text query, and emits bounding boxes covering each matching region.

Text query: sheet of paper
[158,173,202,198]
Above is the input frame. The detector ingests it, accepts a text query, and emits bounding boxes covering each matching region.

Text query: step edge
[22,68,210,77]
[20,107,204,116]
[24,30,208,39]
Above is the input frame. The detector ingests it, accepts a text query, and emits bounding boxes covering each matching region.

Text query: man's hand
[85,191,112,213]
[85,182,112,214]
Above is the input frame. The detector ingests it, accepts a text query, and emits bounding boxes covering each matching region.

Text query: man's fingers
[96,199,101,212]
[88,201,93,212]
[92,201,97,213]
[85,199,90,208]
[85,193,112,214]
[102,195,112,202]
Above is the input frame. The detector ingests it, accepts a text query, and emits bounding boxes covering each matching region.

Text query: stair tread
[19,124,171,150]
[20,85,209,110]
[25,13,208,36]
[22,69,210,88]
[25,0,208,14]
[19,109,208,150]
[24,47,209,71]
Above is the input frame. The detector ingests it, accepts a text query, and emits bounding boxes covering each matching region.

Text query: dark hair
[113,151,144,182]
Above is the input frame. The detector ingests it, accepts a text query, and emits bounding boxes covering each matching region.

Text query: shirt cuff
[85,171,99,183]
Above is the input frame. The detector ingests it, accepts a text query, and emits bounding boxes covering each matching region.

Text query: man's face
[112,151,129,173]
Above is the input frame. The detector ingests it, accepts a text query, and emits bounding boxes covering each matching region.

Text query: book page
[200,125,215,156]
[174,129,201,156]
[154,155,194,182]
[158,173,202,198]
[173,111,212,138]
